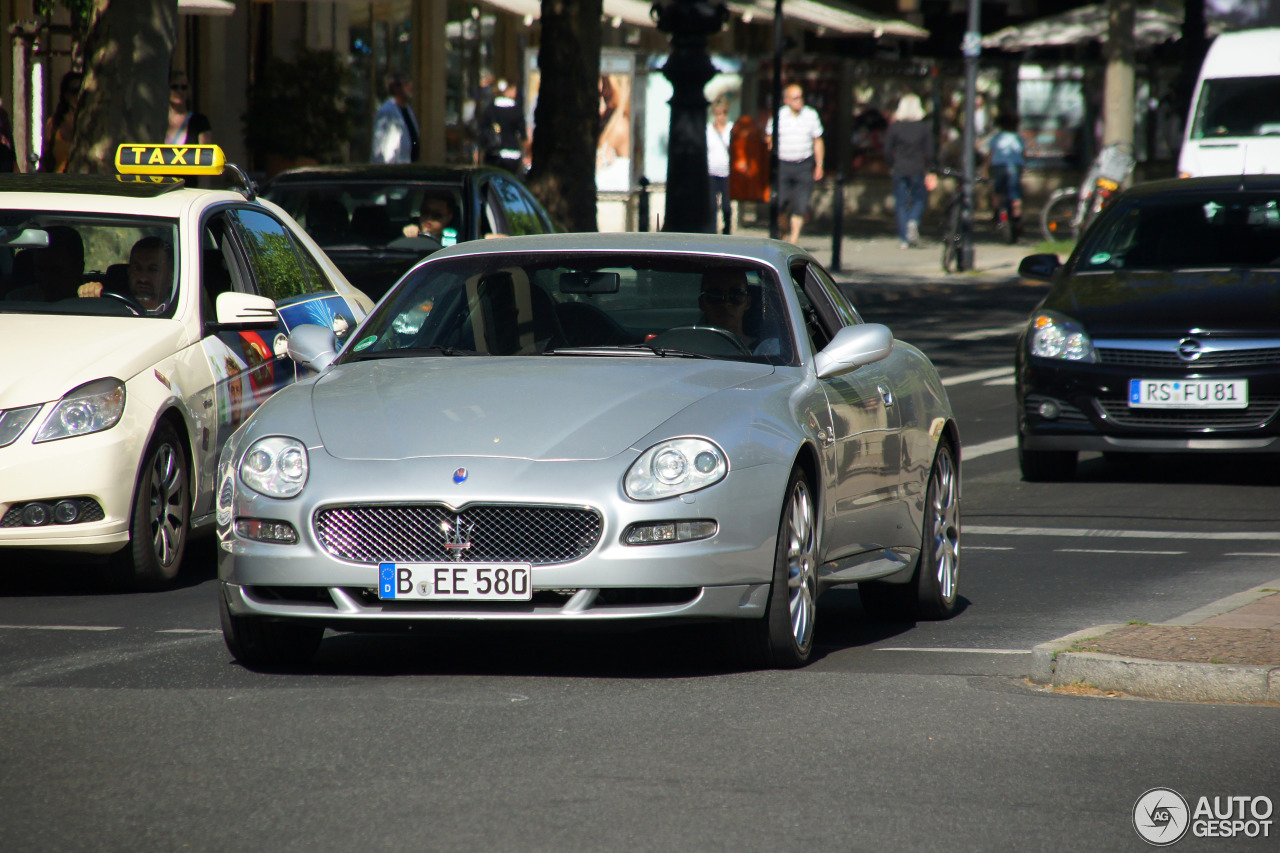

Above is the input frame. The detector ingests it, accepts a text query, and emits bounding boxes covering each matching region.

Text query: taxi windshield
[342,253,797,366]
[264,182,465,251]
[0,213,179,318]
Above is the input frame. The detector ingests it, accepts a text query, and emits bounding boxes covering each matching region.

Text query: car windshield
[0,213,179,317]
[1076,192,1280,272]
[343,253,797,366]
[1190,76,1280,139]
[264,181,465,251]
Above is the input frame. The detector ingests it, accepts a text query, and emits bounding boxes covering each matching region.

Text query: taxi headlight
[239,436,309,499]
[33,379,126,443]
[625,438,727,500]
[0,404,41,448]
[1028,312,1096,362]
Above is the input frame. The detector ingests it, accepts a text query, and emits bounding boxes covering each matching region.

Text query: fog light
[53,500,80,524]
[234,518,299,544]
[22,503,50,526]
[624,519,717,545]
[1038,400,1061,420]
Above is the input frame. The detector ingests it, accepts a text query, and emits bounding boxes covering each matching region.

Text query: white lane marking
[952,324,1026,341]
[942,366,1015,386]
[155,629,221,635]
[966,545,1014,551]
[962,436,1018,460]
[875,647,1030,654]
[983,376,1017,386]
[1224,552,1280,557]
[1056,548,1187,555]
[0,624,120,632]
[968,525,1280,541]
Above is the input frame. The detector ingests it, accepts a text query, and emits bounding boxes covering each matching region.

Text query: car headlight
[33,378,126,443]
[1028,311,1096,362]
[239,436,309,499]
[625,437,727,501]
[0,404,41,448]
[216,443,237,526]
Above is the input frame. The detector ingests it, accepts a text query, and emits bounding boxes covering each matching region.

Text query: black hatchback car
[1015,175,1280,480]
[262,164,557,301]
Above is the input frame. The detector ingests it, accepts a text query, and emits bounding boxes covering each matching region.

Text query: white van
[1178,28,1280,178]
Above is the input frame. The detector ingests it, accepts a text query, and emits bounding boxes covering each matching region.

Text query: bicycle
[939,167,988,273]
[1040,142,1136,243]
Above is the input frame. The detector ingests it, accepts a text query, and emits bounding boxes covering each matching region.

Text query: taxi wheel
[218,588,323,671]
[733,467,817,669]
[111,422,189,590]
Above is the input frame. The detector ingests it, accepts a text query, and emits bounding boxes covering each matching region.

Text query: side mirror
[208,292,278,331]
[814,323,893,379]
[1018,253,1061,282]
[287,323,338,372]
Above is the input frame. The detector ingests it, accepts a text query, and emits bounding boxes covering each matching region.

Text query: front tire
[219,586,324,670]
[1040,188,1079,243]
[110,421,189,590]
[735,467,818,669]
[1018,436,1077,482]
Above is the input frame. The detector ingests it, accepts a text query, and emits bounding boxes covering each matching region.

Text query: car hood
[310,357,775,461]
[1055,269,1280,336]
[0,315,188,406]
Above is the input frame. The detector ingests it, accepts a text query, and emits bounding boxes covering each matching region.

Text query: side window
[493,177,544,236]
[790,263,833,352]
[809,263,862,326]
[479,183,509,237]
[199,211,250,322]
[233,209,329,301]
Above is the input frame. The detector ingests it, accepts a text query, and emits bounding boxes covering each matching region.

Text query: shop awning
[179,0,236,15]
[727,0,929,39]
[982,1,1216,51]
[478,0,658,27]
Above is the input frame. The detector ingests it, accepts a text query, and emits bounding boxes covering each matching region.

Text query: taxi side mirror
[206,292,278,332]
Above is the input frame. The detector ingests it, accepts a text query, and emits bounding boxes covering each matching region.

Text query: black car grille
[1096,395,1280,429]
[1097,346,1280,369]
[313,503,603,566]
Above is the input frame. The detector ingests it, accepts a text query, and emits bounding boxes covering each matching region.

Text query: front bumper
[218,453,791,625]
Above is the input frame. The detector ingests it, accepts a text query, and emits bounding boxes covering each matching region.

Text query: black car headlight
[625,438,727,501]
[1028,311,1096,362]
[33,378,126,443]
[239,436,309,499]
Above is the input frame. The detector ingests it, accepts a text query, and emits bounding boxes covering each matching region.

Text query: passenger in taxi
[77,236,173,311]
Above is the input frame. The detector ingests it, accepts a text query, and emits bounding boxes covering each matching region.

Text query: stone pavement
[735,219,1280,703]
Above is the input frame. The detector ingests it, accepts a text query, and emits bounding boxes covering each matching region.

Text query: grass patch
[1032,239,1075,257]
[1127,621,1149,626]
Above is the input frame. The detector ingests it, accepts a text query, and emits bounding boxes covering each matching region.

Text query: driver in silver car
[698,268,781,356]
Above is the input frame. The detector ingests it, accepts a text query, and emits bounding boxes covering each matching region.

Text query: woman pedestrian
[167,71,213,145]
[39,70,82,173]
[883,93,937,248]
[706,96,733,234]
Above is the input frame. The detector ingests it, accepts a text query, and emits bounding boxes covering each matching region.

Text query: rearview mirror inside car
[559,271,620,294]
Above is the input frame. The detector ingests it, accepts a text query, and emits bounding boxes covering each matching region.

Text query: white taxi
[0,144,373,587]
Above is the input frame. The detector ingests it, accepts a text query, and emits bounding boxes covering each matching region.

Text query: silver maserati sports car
[215,233,961,669]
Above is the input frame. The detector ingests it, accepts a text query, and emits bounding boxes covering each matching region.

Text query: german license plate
[1128,379,1248,409]
[378,563,532,600]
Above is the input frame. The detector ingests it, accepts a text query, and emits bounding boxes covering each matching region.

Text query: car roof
[263,164,504,185]
[425,232,809,267]
[1122,174,1280,198]
[0,178,258,218]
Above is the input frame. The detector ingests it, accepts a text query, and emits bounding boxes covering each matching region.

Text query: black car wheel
[219,586,324,671]
[1018,434,1077,482]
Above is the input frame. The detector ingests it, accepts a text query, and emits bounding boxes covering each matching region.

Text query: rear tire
[1040,188,1079,243]
[219,586,324,670]
[1018,436,1077,482]
[733,467,818,669]
[110,421,188,590]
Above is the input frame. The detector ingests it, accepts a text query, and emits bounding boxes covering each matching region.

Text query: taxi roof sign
[115,144,226,176]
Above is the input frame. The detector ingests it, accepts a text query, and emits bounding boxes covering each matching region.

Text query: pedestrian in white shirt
[706,96,733,234]
[766,83,824,244]
[371,72,420,164]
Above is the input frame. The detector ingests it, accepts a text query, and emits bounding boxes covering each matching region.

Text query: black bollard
[831,173,844,272]
[637,176,650,232]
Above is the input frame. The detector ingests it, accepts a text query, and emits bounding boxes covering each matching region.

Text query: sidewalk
[743,217,1280,703]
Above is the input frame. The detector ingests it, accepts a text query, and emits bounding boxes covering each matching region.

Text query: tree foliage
[243,47,354,163]
[526,0,603,233]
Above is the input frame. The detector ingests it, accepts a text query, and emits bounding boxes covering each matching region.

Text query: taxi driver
[78,236,173,311]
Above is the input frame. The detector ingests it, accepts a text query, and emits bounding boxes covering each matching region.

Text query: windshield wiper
[349,345,482,360]
[544,344,713,359]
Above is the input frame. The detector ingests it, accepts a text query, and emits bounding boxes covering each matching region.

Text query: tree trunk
[1101,0,1136,151]
[526,0,602,233]
[66,0,178,174]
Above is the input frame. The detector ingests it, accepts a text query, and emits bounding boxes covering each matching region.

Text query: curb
[1030,622,1280,704]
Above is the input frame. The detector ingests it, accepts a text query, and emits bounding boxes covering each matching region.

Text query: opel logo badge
[1177,338,1202,361]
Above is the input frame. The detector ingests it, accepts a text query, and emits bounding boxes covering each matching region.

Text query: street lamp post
[959,0,981,271]
[652,0,728,233]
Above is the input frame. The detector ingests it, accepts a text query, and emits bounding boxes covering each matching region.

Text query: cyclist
[986,114,1025,237]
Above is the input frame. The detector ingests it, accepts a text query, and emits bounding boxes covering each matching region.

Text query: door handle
[877,384,894,407]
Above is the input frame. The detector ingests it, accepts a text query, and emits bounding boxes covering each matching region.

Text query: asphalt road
[1,278,1277,852]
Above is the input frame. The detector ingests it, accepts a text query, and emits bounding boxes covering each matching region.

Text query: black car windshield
[0,213,179,318]
[1076,192,1280,272]
[265,181,464,251]
[342,253,797,366]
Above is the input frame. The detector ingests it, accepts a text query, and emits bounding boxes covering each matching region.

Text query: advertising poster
[642,56,742,188]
